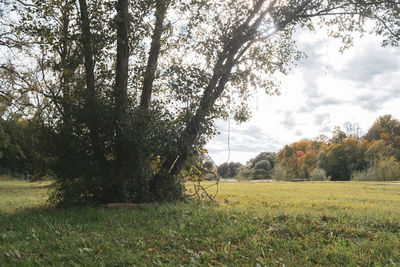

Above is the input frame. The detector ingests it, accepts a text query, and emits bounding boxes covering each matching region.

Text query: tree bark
[115,0,130,116]
[78,0,105,163]
[140,0,168,109]
[114,0,130,165]
[59,1,72,127]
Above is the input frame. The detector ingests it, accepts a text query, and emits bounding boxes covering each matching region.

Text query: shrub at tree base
[48,109,185,205]
[351,157,400,181]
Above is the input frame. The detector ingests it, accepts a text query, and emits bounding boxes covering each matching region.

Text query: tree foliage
[276,139,322,178]
[275,115,400,181]
[271,163,291,181]
[365,115,400,150]
[241,152,276,179]
[218,161,243,178]
[0,116,46,179]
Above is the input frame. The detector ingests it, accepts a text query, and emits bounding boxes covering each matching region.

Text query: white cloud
[207,31,400,165]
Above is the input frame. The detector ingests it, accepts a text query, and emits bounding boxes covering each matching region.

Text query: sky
[206,31,400,165]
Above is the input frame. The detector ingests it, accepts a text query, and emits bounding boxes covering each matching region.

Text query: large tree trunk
[78,0,105,163]
[140,0,169,109]
[114,0,130,166]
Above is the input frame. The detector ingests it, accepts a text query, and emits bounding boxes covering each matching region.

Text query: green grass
[0,180,399,266]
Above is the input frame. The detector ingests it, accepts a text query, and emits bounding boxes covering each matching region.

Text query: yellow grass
[188,181,400,220]
[0,180,52,213]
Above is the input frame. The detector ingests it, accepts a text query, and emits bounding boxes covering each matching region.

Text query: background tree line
[0,115,47,180]
[215,115,400,181]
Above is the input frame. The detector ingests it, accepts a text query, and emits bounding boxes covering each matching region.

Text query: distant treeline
[0,116,46,180]
[2,114,400,182]
[215,115,400,181]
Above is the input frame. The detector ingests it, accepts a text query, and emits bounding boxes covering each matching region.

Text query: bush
[49,107,185,205]
[235,167,251,180]
[254,160,271,171]
[351,156,400,181]
[218,162,243,178]
[309,168,328,181]
[272,164,291,181]
[236,167,270,180]
[249,168,268,180]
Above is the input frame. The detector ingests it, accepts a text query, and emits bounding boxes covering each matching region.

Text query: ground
[0,180,399,266]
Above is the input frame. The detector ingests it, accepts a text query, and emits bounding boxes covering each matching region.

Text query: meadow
[0,179,399,266]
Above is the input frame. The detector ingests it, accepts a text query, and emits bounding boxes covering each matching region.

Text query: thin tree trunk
[115,0,130,116]
[114,0,130,165]
[140,0,168,109]
[59,1,72,127]
[78,0,105,163]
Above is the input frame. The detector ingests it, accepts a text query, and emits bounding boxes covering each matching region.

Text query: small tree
[309,168,328,181]
[250,160,273,179]
[217,163,229,178]
[249,168,268,180]
[235,166,251,180]
[272,163,291,181]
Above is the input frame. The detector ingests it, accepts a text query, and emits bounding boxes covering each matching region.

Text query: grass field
[0,180,399,266]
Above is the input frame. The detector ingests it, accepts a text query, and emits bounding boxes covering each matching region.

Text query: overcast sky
[207,31,400,165]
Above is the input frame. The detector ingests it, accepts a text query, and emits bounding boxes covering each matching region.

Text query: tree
[162,0,400,181]
[309,168,328,181]
[1,0,399,204]
[275,139,319,178]
[316,150,328,170]
[235,166,251,180]
[0,119,10,160]
[244,152,276,179]
[254,160,271,171]
[324,137,367,180]
[218,162,243,178]
[330,126,347,144]
[247,152,276,169]
[0,116,47,178]
[272,163,291,181]
[275,129,369,180]
[344,122,362,139]
[364,115,400,148]
[365,139,396,162]
[217,162,229,178]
